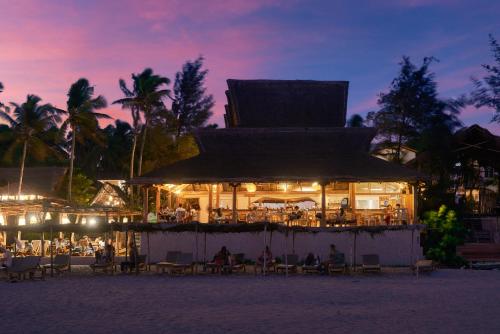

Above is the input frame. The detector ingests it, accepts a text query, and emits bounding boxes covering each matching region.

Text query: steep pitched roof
[224,80,349,128]
[0,167,67,197]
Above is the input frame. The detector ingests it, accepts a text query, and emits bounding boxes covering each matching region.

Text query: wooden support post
[321,183,327,227]
[215,184,220,209]
[208,184,213,222]
[412,184,418,224]
[143,186,149,223]
[50,225,54,277]
[231,183,238,224]
[155,186,161,221]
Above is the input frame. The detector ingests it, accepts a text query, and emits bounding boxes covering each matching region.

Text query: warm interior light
[29,214,37,224]
[0,214,4,225]
[245,183,256,193]
[18,216,26,226]
[81,217,87,225]
[61,214,70,224]
[45,212,52,220]
[89,218,97,226]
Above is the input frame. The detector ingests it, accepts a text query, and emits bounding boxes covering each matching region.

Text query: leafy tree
[346,114,365,127]
[172,57,214,137]
[421,205,467,266]
[471,34,500,122]
[0,95,62,195]
[113,68,170,182]
[56,169,97,205]
[60,78,109,202]
[367,56,461,163]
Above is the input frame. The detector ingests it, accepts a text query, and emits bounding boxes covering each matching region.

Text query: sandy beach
[2,268,500,334]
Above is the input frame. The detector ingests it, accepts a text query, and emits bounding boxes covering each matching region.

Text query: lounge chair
[7,256,44,281]
[156,251,181,273]
[413,259,435,275]
[328,253,348,274]
[42,254,70,275]
[362,254,381,273]
[254,260,275,274]
[276,254,299,274]
[170,253,194,275]
[90,257,114,275]
[231,253,246,273]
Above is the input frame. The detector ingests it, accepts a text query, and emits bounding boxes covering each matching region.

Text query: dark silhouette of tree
[60,78,109,202]
[471,34,500,123]
[172,57,214,137]
[347,114,364,127]
[0,95,62,195]
[113,69,170,182]
[367,56,462,163]
[0,81,4,108]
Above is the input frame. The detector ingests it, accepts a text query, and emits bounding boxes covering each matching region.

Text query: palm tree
[60,78,109,202]
[0,81,4,108]
[0,95,62,195]
[113,69,170,185]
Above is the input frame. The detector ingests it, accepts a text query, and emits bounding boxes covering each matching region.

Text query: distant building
[0,167,67,201]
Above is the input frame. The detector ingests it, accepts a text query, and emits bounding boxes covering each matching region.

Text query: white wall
[141,228,423,266]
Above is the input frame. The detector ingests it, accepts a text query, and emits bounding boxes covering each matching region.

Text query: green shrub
[422,205,468,267]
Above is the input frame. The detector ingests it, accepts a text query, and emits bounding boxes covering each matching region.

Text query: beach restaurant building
[133,80,423,227]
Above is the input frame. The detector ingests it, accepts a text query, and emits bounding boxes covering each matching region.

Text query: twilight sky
[1,0,499,134]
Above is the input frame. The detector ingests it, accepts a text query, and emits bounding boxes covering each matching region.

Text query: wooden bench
[457,243,500,264]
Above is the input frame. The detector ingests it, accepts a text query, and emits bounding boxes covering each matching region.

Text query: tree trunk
[68,129,76,202]
[17,140,28,196]
[129,132,138,204]
[137,123,148,177]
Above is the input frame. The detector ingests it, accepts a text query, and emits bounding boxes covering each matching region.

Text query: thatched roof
[453,124,500,168]
[224,79,348,128]
[0,167,66,197]
[132,128,424,184]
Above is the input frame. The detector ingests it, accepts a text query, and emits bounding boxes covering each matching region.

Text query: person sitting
[175,203,187,223]
[213,208,224,223]
[0,246,13,268]
[213,246,231,273]
[304,252,317,266]
[14,237,25,254]
[121,242,139,272]
[190,204,200,222]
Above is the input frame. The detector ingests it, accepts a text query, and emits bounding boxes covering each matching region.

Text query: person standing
[175,203,187,223]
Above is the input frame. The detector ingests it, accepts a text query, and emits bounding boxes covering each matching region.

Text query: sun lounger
[42,254,70,275]
[328,253,347,274]
[362,254,381,273]
[156,251,181,273]
[231,253,246,273]
[276,254,299,274]
[7,256,44,281]
[413,259,435,275]
[170,253,194,275]
[90,259,114,274]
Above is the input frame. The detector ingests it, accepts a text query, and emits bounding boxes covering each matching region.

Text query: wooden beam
[142,187,149,223]
[321,183,327,227]
[208,184,213,222]
[232,183,238,224]
[155,186,161,220]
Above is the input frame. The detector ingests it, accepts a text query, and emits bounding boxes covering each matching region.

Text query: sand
[1,269,499,334]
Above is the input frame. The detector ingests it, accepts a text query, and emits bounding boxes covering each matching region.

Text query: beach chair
[170,253,194,275]
[90,257,114,275]
[136,255,147,272]
[43,254,70,275]
[362,254,381,273]
[276,254,299,274]
[231,253,246,273]
[328,253,348,274]
[302,256,321,274]
[412,259,435,275]
[254,259,275,275]
[156,251,181,273]
[7,256,44,281]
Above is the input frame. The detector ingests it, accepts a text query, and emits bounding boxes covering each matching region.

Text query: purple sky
[1,0,499,134]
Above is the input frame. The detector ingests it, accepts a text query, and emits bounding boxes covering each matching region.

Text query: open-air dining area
[150,181,416,227]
